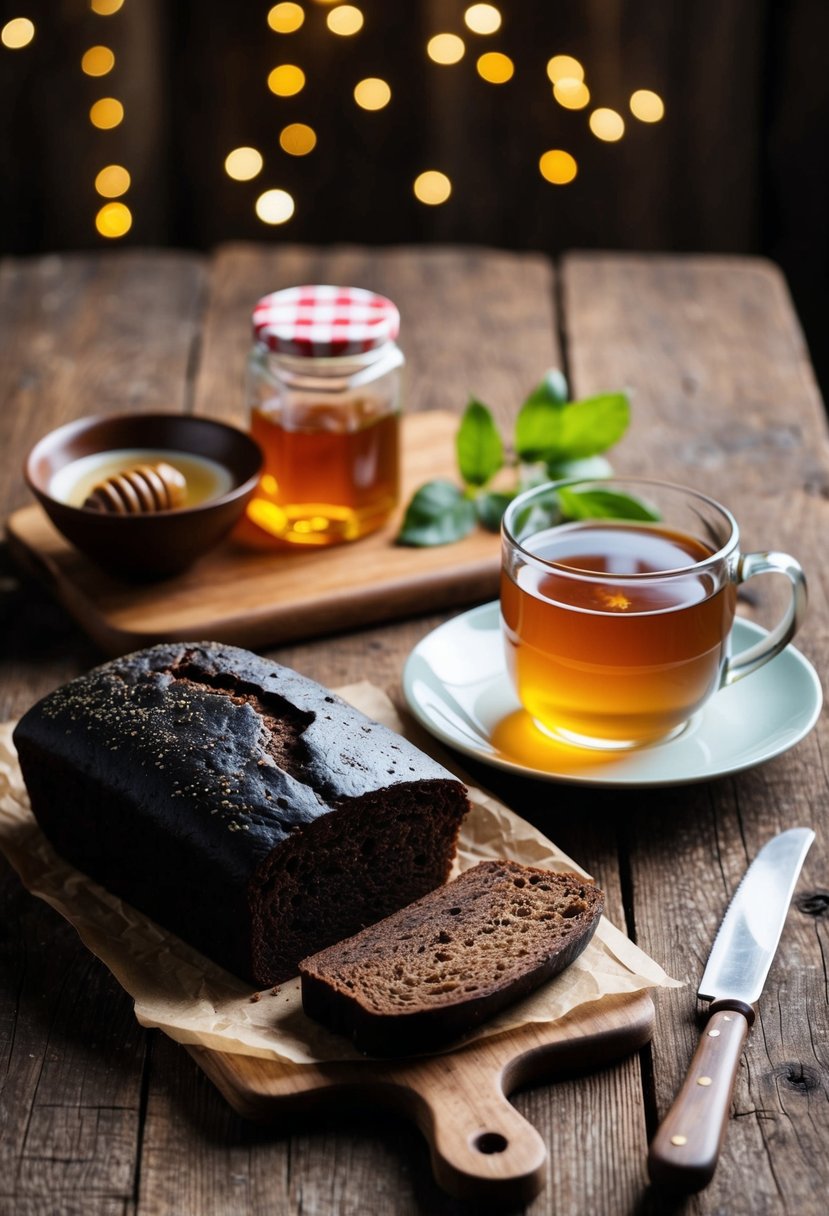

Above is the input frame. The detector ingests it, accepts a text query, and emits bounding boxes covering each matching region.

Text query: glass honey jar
[245,285,404,546]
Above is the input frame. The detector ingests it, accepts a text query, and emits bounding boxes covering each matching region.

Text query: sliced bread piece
[299,859,604,1057]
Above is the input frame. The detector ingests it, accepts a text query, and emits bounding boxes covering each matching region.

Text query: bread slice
[299,859,604,1057]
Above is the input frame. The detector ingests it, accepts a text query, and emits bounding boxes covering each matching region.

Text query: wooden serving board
[6,411,500,656]
[188,990,654,1206]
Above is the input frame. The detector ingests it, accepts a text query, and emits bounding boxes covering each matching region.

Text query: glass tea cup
[500,478,807,750]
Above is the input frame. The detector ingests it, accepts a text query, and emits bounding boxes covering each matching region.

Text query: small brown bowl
[25,413,263,578]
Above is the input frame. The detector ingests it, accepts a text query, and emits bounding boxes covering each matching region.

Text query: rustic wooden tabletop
[1,245,827,1215]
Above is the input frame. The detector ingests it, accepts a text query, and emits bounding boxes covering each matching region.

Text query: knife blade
[648,827,814,1193]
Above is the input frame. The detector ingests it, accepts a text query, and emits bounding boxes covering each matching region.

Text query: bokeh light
[553,77,590,109]
[1,17,35,48]
[267,64,305,95]
[327,6,364,36]
[539,150,577,185]
[279,123,317,155]
[427,34,465,65]
[477,51,513,83]
[81,46,115,76]
[546,55,584,84]
[267,3,305,33]
[89,98,124,129]
[255,189,295,224]
[224,147,264,180]
[95,201,132,238]
[90,0,124,14]
[464,5,501,34]
[414,171,452,206]
[589,108,625,141]
[95,164,130,197]
[630,89,665,122]
[354,77,391,110]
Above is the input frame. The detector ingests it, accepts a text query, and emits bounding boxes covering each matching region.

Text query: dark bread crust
[12,642,469,985]
[299,860,604,1057]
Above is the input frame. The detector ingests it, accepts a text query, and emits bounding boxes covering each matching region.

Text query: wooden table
[1,245,827,1215]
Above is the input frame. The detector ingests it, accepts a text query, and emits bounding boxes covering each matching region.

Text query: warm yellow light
[553,77,590,110]
[630,89,664,122]
[427,33,465,65]
[1,17,35,48]
[546,54,584,84]
[589,107,625,141]
[224,147,264,180]
[353,77,391,110]
[267,64,305,95]
[89,97,124,129]
[255,189,295,224]
[267,3,305,33]
[539,150,577,185]
[90,0,124,14]
[414,171,451,206]
[464,4,501,34]
[279,122,317,155]
[81,45,115,76]
[327,5,363,36]
[95,164,130,197]
[95,201,132,239]
[476,51,513,83]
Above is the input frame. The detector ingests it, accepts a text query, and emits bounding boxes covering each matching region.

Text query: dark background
[2,0,828,394]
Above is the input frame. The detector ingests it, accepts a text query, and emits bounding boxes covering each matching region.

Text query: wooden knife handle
[648,1000,753,1192]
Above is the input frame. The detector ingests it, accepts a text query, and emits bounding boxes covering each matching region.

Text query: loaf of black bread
[12,643,469,985]
[300,860,604,1056]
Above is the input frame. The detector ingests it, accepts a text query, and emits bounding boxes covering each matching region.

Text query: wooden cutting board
[6,411,500,656]
[188,990,654,1206]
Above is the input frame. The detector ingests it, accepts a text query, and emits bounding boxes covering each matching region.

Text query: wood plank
[562,252,829,1213]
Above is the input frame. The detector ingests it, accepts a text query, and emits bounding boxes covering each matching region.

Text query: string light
[267,64,305,95]
[547,55,584,84]
[95,201,132,238]
[225,147,264,180]
[255,189,295,224]
[82,46,115,76]
[464,5,501,35]
[630,89,664,122]
[89,97,124,128]
[427,34,465,64]
[539,150,577,184]
[414,171,451,205]
[1,17,35,48]
[477,51,513,83]
[267,3,304,33]
[354,77,391,110]
[327,5,364,36]
[95,164,130,197]
[589,108,625,141]
[553,78,590,109]
[280,123,317,155]
[90,0,124,14]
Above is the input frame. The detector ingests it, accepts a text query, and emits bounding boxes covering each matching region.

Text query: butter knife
[648,826,814,1192]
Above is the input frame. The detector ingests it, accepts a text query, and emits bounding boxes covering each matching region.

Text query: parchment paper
[0,682,678,1064]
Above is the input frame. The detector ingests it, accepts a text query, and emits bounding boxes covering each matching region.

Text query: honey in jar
[246,285,404,546]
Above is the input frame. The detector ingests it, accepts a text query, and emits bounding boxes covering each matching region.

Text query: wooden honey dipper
[83,461,188,514]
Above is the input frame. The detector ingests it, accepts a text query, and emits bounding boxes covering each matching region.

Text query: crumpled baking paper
[0,682,677,1065]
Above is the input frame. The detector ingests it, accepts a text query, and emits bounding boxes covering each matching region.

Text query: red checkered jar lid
[252,285,400,358]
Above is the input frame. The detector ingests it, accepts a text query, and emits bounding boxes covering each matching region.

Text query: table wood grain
[1,245,826,1216]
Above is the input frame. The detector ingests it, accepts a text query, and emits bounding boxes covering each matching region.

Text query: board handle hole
[474,1132,508,1155]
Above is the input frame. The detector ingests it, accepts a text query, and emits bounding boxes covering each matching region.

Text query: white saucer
[402,602,823,787]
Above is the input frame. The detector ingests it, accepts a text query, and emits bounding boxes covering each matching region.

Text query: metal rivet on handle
[671,1135,687,1147]
[697,1076,713,1086]
[708,1029,721,1037]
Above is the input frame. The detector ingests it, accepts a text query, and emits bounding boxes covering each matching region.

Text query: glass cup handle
[722,551,808,686]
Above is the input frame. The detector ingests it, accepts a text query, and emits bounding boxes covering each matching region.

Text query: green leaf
[475,490,514,532]
[523,368,569,407]
[545,455,614,481]
[514,397,565,462]
[556,487,661,522]
[547,393,630,460]
[455,398,504,487]
[396,479,477,546]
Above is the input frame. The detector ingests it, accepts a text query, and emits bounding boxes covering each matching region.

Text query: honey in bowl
[50,448,234,511]
[501,520,737,747]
